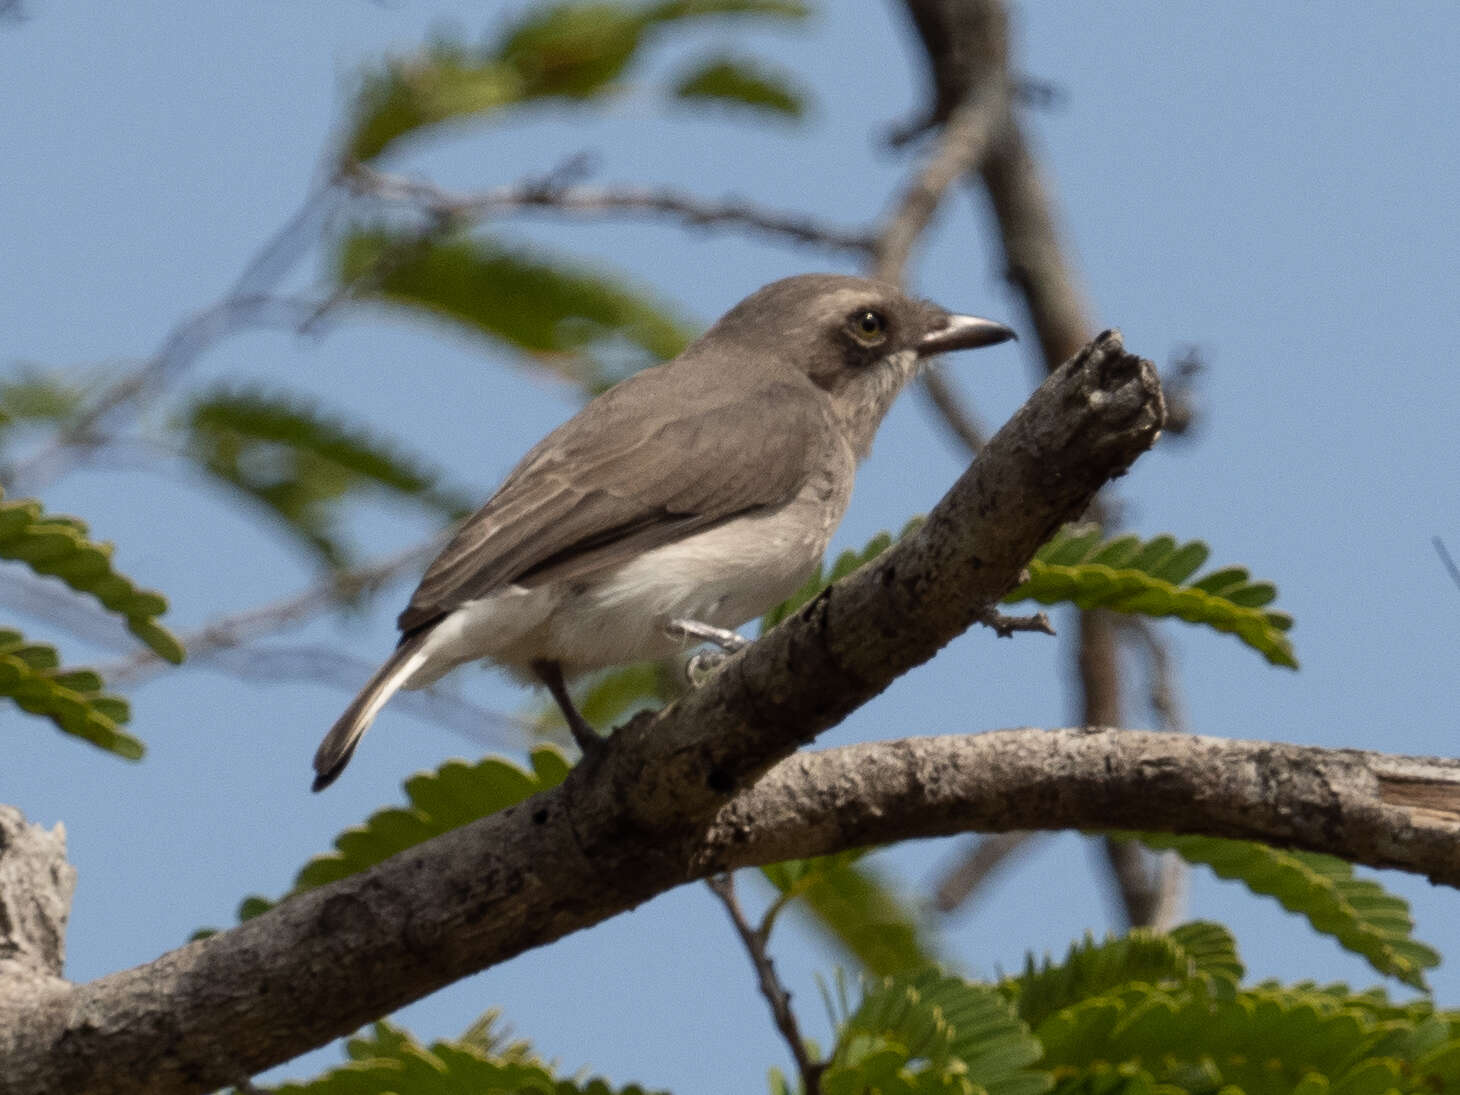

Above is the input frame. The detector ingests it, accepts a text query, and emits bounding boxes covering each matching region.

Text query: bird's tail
[311,634,430,792]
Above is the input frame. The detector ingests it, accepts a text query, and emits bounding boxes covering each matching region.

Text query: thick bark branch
[0,332,1161,1095]
[705,732,1460,881]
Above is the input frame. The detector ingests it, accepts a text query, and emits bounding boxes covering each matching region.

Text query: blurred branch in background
[342,159,878,257]
[899,0,1187,927]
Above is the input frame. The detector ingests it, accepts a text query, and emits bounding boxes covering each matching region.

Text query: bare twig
[1434,536,1460,593]
[6,296,329,492]
[344,162,877,256]
[918,368,988,454]
[870,82,1007,286]
[977,607,1054,638]
[706,874,823,1094]
[97,542,436,684]
[932,831,1038,913]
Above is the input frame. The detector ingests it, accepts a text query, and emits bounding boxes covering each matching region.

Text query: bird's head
[705,273,1016,457]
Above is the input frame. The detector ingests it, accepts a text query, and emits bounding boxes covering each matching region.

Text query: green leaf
[270,1010,669,1095]
[343,0,809,161]
[1118,833,1440,991]
[1006,524,1297,668]
[0,488,182,662]
[760,850,936,977]
[762,517,922,630]
[183,386,470,573]
[1036,981,1460,1094]
[239,747,570,920]
[337,229,695,393]
[0,628,142,759]
[825,970,1050,1095]
[1004,922,1243,1031]
[672,55,804,117]
[0,369,87,426]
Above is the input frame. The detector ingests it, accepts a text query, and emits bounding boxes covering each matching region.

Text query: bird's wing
[398,366,831,635]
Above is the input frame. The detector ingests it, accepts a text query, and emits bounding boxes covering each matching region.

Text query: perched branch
[706,875,822,1093]
[343,162,878,256]
[0,330,1163,1094]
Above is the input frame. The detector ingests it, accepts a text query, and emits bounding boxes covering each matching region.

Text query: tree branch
[0,330,1163,1094]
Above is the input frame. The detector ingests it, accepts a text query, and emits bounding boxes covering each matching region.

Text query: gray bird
[312,273,1014,790]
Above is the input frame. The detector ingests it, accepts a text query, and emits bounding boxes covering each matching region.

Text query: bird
[311,273,1015,790]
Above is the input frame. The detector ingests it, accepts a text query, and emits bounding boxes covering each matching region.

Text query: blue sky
[3,3,1459,1092]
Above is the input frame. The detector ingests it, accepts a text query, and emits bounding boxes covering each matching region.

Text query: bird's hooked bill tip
[918,314,1018,355]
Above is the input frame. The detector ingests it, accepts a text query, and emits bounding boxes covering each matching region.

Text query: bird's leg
[665,618,752,687]
[531,658,603,759]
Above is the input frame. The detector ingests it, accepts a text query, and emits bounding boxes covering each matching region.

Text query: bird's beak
[918,314,1018,356]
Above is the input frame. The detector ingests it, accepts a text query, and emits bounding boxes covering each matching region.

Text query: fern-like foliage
[0,628,141,759]
[264,1010,668,1095]
[234,747,570,922]
[824,970,1051,1095]
[1036,981,1460,1094]
[1006,524,1297,668]
[1004,922,1243,1031]
[336,230,695,394]
[672,55,804,116]
[0,488,183,662]
[760,850,937,977]
[183,387,471,573]
[1118,833,1439,991]
[343,0,810,161]
[1001,924,1460,1094]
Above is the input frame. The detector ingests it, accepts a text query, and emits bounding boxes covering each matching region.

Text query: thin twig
[918,368,987,454]
[977,607,1054,638]
[932,831,1039,913]
[705,874,823,1094]
[95,541,438,684]
[870,80,1006,285]
[1434,536,1460,593]
[6,296,329,492]
[344,161,877,256]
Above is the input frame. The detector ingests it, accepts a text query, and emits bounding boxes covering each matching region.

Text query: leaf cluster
[1007,525,1296,668]
[0,488,182,758]
[344,0,809,162]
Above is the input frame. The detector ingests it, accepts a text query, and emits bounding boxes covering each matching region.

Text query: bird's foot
[665,618,752,688]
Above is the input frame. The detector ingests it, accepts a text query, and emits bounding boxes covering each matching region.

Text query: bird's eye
[850,310,887,343]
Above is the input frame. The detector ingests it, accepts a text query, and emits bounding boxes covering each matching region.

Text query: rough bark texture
[707,732,1460,881]
[0,331,1163,1095]
[0,808,74,985]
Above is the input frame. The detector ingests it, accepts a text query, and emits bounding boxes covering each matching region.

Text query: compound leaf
[0,488,181,662]
[1007,525,1297,668]
[0,628,141,759]
[1118,833,1440,991]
